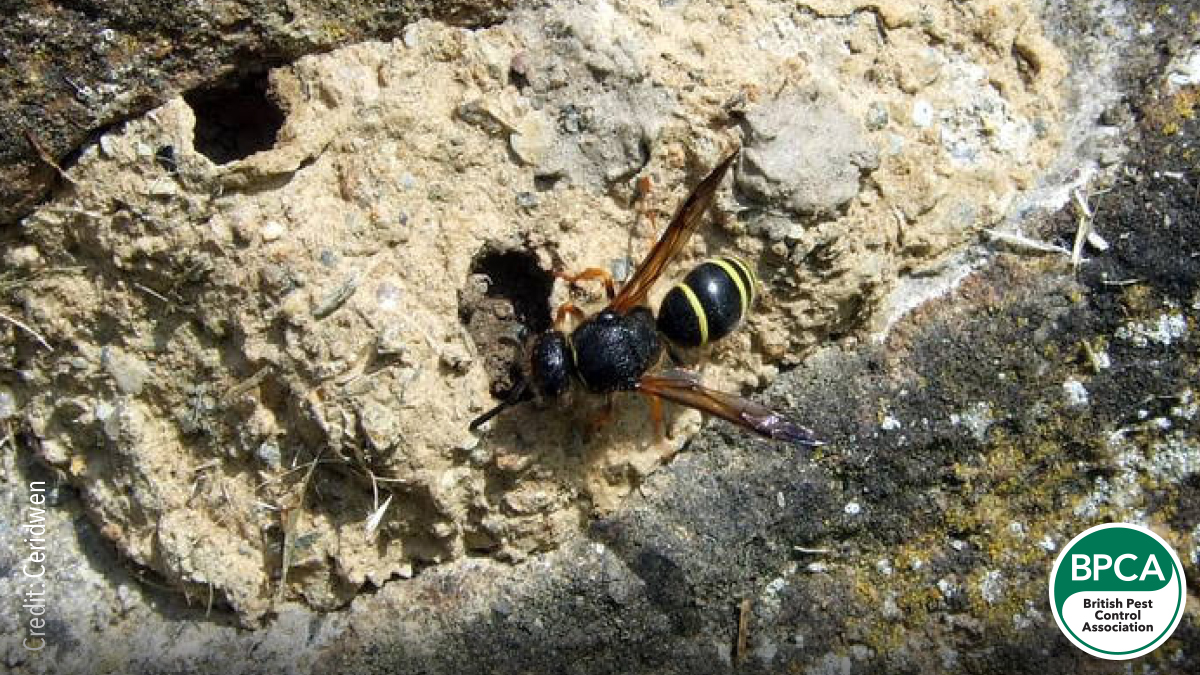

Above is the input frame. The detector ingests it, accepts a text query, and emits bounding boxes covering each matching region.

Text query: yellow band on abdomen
[710,258,749,316]
[675,283,708,346]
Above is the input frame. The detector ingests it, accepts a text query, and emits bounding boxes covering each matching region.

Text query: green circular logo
[1049,523,1186,659]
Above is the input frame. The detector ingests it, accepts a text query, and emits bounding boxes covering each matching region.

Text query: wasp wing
[607,150,739,314]
[637,369,822,446]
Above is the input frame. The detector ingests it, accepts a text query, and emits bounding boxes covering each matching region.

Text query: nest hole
[184,70,284,165]
[460,247,555,397]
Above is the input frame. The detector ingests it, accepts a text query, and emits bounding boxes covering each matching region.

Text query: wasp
[470,150,819,446]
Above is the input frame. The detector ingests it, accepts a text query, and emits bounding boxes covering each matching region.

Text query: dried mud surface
[0,0,515,225]
[3,0,1070,625]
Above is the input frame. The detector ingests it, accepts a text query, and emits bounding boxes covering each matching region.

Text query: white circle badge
[1048,523,1187,660]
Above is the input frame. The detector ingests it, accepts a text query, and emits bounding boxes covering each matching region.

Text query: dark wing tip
[773,425,824,448]
[748,413,824,447]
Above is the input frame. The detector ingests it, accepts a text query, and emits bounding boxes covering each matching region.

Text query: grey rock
[508,4,672,188]
[255,440,283,469]
[738,88,879,216]
[100,347,151,396]
[0,387,15,420]
[864,102,889,131]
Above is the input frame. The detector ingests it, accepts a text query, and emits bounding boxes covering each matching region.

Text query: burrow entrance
[459,247,555,398]
[184,70,285,165]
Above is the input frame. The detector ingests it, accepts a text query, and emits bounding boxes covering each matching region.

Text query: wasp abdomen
[657,256,757,348]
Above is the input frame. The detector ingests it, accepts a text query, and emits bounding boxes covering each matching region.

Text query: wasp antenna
[468,379,533,431]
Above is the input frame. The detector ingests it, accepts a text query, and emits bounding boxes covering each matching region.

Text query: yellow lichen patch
[1145,86,1200,136]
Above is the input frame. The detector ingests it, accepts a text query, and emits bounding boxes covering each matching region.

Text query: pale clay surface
[13,0,1065,622]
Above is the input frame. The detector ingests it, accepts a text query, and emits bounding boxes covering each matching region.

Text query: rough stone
[0,0,516,226]
[0,0,1196,673]
[738,88,880,216]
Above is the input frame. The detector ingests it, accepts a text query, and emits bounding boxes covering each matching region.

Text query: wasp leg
[643,391,669,443]
[554,302,587,331]
[636,174,658,247]
[558,267,616,300]
[586,394,616,439]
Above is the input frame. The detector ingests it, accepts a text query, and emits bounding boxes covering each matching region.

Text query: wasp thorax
[570,308,662,393]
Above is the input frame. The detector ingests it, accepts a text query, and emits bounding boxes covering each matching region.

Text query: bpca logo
[1049,523,1186,660]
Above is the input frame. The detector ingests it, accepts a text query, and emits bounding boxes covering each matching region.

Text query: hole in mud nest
[460,247,555,396]
[184,71,284,164]
[467,248,554,334]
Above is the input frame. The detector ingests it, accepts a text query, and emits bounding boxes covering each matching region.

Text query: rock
[738,88,880,216]
[4,0,1191,672]
[0,0,516,226]
[260,220,286,242]
[2,245,41,269]
[255,440,282,470]
[100,347,151,396]
[509,111,559,173]
[0,387,14,420]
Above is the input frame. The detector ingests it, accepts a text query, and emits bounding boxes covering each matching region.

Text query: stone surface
[0,0,1197,673]
[4,0,1069,626]
[0,0,515,227]
[738,88,880,216]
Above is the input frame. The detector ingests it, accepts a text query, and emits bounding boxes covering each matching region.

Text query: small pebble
[402,24,420,49]
[99,135,119,157]
[375,282,402,311]
[261,220,286,242]
[865,102,889,130]
[440,342,473,372]
[101,347,151,396]
[256,441,282,469]
[912,100,934,127]
[510,112,555,168]
[1062,378,1089,408]
[0,388,15,420]
[3,245,42,269]
[515,191,539,208]
[376,325,407,356]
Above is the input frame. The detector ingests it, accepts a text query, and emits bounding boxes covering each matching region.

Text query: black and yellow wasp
[470,149,819,446]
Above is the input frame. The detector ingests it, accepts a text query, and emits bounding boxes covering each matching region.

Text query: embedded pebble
[376,324,408,356]
[912,100,934,127]
[515,191,539,209]
[256,440,282,469]
[509,111,557,169]
[864,102,889,130]
[3,245,42,269]
[1062,378,1089,408]
[0,388,15,420]
[738,88,879,216]
[101,347,151,396]
[261,220,286,241]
